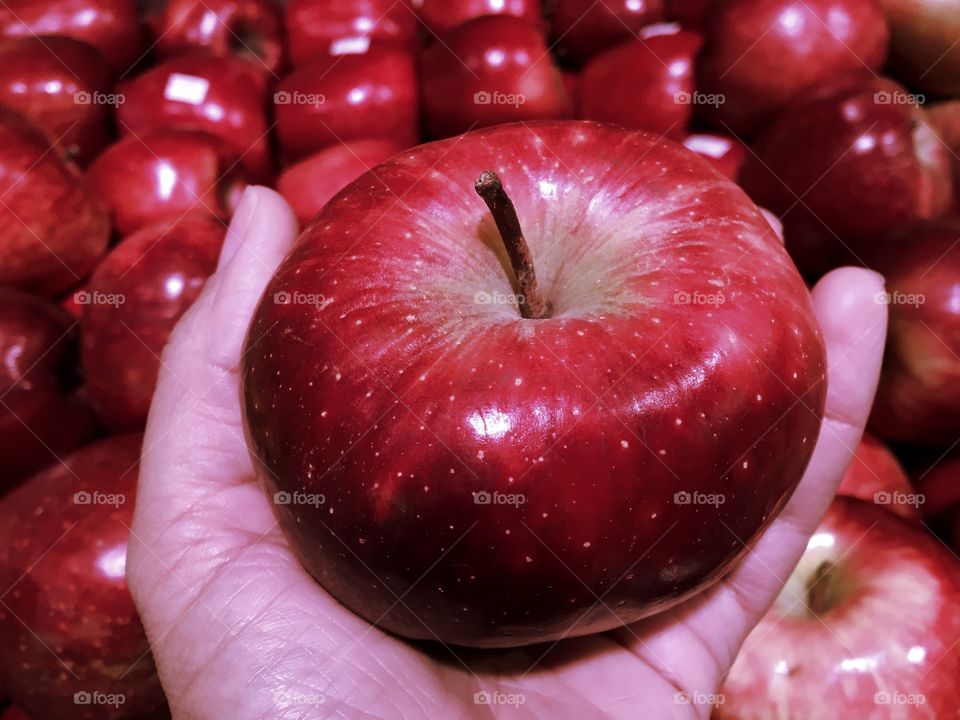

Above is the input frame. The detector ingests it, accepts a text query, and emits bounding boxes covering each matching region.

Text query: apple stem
[806,561,835,615]
[474,170,549,320]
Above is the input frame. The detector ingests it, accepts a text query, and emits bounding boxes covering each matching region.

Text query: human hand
[127,186,887,719]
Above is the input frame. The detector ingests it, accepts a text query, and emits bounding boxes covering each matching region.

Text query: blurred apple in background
[413,0,541,37]
[697,0,889,137]
[740,76,953,277]
[682,133,747,180]
[117,53,273,182]
[865,218,960,447]
[153,0,285,73]
[276,44,417,160]
[0,288,98,492]
[0,108,109,297]
[912,454,960,524]
[277,138,404,226]
[0,706,27,720]
[0,37,111,165]
[88,129,248,236]
[665,0,711,28]
[0,0,144,77]
[878,0,960,96]
[81,215,225,431]
[0,435,168,719]
[421,16,570,138]
[549,0,664,66]
[836,433,919,520]
[717,497,960,719]
[578,23,701,139]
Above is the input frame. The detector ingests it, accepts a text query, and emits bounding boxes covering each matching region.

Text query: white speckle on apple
[477,451,485,459]
[621,440,629,448]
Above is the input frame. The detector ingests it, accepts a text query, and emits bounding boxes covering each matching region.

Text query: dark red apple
[578,23,702,140]
[0,108,110,297]
[665,0,711,28]
[682,132,747,180]
[413,0,541,37]
[0,0,143,77]
[0,36,111,165]
[81,215,225,431]
[0,288,98,491]
[740,76,953,277]
[242,121,826,648]
[913,454,960,522]
[549,0,664,66]
[88,129,248,236]
[277,138,404,226]
[116,53,273,182]
[275,44,417,161]
[697,0,889,136]
[285,0,417,67]
[879,0,960,96]
[0,435,168,719]
[421,15,570,139]
[717,497,960,719]
[864,218,960,447]
[836,433,919,520]
[154,0,284,73]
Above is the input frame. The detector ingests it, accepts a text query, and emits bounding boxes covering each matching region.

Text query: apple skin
[0,37,111,165]
[0,108,110,297]
[912,454,960,524]
[277,138,405,226]
[717,497,960,719]
[413,0,541,37]
[0,707,28,720]
[0,435,169,719]
[0,0,143,77]
[116,53,273,183]
[696,0,889,137]
[926,101,960,211]
[878,0,960,96]
[242,121,826,648]
[421,16,571,139]
[681,133,747,181]
[836,433,918,520]
[81,215,225,431]
[665,0,711,28]
[549,0,664,66]
[578,24,702,140]
[275,45,418,162]
[740,76,953,278]
[862,219,960,447]
[285,0,418,67]
[88,129,248,236]
[154,0,284,73]
[0,288,98,492]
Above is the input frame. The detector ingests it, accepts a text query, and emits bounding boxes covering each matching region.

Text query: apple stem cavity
[474,170,550,320]
[806,560,836,615]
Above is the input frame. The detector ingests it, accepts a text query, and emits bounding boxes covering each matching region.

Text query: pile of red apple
[0,0,959,718]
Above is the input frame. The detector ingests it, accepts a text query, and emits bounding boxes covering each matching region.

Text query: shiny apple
[549,0,664,66]
[836,432,918,520]
[241,121,826,648]
[413,0,541,37]
[682,132,747,180]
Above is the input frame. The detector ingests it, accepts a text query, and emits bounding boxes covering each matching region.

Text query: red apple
[421,15,570,139]
[0,288,98,492]
[682,132,747,180]
[740,76,953,277]
[241,121,826,648]
[88,129,248,236]
[154,0,284,73]
[717,497,960,719]
[413,0,541,37]
[116,53,273,182]
[81,214,225,431]
[836,433,919,520]
[549,0,664,66]
[863,218,960,447]
[696,0,889,137]
[285,0,418,67]
[0,108,110,297]
[878,0,960,96]
[0,36,111,165]
[0,435,168,719]
[0,0,144,77]
[578,23,702,140]
[277,138,405,226]
[275,44,417,161]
